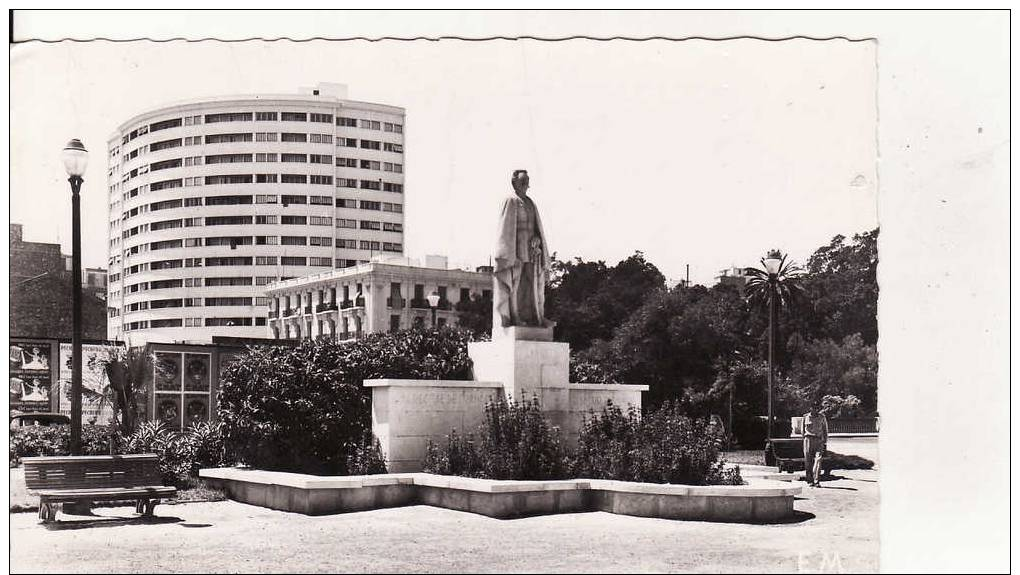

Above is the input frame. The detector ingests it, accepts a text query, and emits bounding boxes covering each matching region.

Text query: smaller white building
[264,255,493,340]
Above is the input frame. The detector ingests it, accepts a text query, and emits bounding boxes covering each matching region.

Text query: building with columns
[264,255,492,340]
[106,83,405,345]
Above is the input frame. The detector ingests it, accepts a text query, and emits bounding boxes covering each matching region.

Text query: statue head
[511,169,530,195]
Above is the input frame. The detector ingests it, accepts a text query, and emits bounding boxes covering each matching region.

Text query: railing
[410,298,429,309]
[828,418,879,434]
[340,300,354,309]
[303,305,312,315]
[267,310,279,319]
[354,297,365,307]
[437,299,452,311]
[283,308,298,317]
[387,297,405,309]
[316,302,338,313]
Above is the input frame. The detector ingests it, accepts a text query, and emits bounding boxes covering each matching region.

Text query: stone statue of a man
[493,169,551,328]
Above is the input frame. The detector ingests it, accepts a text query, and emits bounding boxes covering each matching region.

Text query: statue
[493,170,551,328]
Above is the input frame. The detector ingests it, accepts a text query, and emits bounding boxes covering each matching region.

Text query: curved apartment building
[106,84,405,344]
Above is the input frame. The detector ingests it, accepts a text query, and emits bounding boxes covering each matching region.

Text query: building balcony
[316,302,338,313]
[355,296,365,307]
[438,299,452,311]
[409,298,429,309]
[268,309,279,319]
[283,308,299,317]
[387,297,405,309]
[303,305,313,315]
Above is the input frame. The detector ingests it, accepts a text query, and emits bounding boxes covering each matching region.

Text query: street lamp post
[763,253,782,441]
[62,139,89,456]
[426,291,441,327]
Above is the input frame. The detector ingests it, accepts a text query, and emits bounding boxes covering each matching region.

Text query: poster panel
[58,343,121,423]
[9,343,52,412]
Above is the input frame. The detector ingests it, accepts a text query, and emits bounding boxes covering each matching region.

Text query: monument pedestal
[468,323,570,425]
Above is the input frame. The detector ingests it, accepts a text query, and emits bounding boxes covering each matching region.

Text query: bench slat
[23,455,168,492]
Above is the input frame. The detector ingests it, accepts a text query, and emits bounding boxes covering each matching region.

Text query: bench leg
[135,499,147,514]
[39,502,59,523]
[142,500,158,517]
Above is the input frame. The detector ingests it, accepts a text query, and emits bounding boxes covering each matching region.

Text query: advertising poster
[9,343,52,412]
[58,343,121,424]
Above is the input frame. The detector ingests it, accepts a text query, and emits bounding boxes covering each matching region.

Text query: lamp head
[763,250,783,275]
[427,291,441,308]
[62,139,89,178]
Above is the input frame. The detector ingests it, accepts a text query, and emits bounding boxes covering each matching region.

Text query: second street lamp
[762,251,783,442]
[61,139,89,456]
[427,291,441,327]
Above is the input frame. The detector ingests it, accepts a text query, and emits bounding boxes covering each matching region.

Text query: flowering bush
[10,426,68,464]
[424,396,568,480]
[572,401,742,485]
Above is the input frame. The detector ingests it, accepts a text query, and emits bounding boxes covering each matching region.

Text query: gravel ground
[10,469,878,573]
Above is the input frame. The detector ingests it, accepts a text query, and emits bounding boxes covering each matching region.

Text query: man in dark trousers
[803,405,829,486]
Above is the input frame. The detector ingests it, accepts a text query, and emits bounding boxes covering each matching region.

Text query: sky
[10,38,877,286]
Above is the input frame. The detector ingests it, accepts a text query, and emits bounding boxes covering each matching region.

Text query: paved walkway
[10,469,878,573]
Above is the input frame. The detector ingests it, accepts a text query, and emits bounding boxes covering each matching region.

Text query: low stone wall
[200,468,801,523]
[365,379,650,471]
[365,379,504,472]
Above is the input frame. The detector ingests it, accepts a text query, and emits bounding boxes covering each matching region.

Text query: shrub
[425,396,567,481]
[218,328,474,475]
[124,420,227,486]
[10,425,68,464]
[572,400,743,486]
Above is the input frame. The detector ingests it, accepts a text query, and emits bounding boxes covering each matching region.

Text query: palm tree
[744,249,804,440]
[86,347,153,436]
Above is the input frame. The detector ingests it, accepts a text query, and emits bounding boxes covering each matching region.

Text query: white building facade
[264,255,493,340]
[106,84,405,344]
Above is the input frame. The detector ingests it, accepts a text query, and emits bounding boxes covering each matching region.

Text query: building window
[360,220,381,231]
[359,240,381,251]
[281,256,307,266]
[255,235,278,245]
[281,194,306,205]
[255,174,278,184]
[383,182,404,193]
[255,215,278,225]
[281,236,307,246]
[183,115,202,126]
[309,257,332,266]
[205,175,253,185]
[206,154,252,164]
[383,222,403,232]
[184,217,203,227]
[337,117,357,127]
[384,122,404,134]
[281,153,307,163]
[337,178,358,188]
[280,112,307,122]
[205,297,253,306]
[184,156,203,167]
[359,140,381,150]
[309,175,333,185]
[255,276,277,285]
[360,160,381,170]
[256,256,278,265]
[360,180,381,191]
[281,215,307,225]
[382,242,402,252]
[205,133,253,144]
[309,236,332,246]
[359,119,381,130]
[281,174,307,184]
[309,216,332,226]
[150,118,182,132]
[205,112,252,123]
[309,134,333,144]
[184,238,202,247]
[205,195,253,206]
[281,132,307,143]
[309,154,332,164]
[256,153,278,162]
[336,218,357,229]
[336,198,357,208]
[360,201,381,211]
[383,162,403,173]
[382,202,403,213]
[205,215,253,226]
[184,136,201,146]
[205,257,253,267]
[338,138,358,148]
[310,113,333,123]
[256,194,278,204]
[151,179,183,191]
[255,111,278,121]
[336,157,357,167]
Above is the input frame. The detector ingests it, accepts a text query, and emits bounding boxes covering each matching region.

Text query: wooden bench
[22,454,176,523]
[764,438,835,476]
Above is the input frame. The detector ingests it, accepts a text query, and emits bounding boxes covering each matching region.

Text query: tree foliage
[217,327,476,474]
[545,251,666,352]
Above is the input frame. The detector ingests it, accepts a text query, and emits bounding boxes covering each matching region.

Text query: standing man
[492,169,551,329]
[803,404,829,486]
